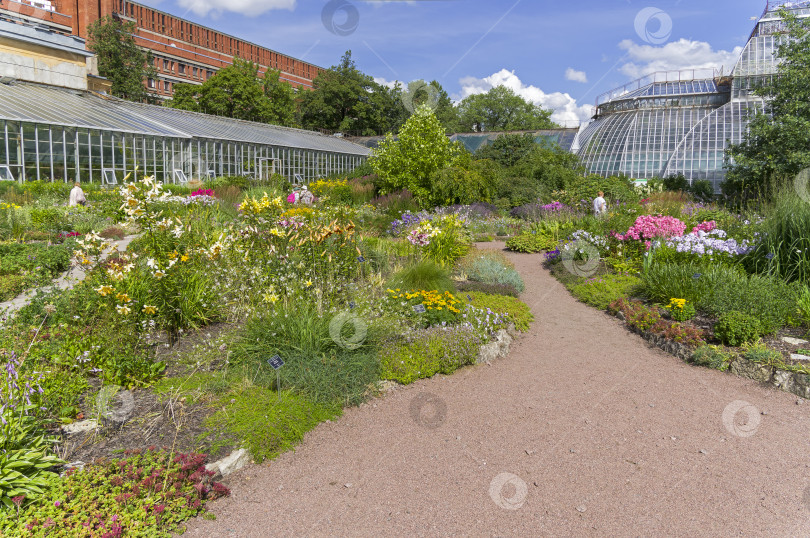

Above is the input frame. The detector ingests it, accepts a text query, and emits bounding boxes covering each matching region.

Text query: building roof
[0,81,370,155]
[0,18,90,57]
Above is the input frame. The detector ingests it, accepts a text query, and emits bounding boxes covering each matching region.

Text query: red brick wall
[54,0,320,97]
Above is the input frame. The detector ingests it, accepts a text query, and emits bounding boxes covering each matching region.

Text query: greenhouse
[576,0,808,191]
[0,81,369,185]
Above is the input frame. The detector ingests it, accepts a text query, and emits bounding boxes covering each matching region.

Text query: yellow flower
[305,280,313,287]
[180,254,189,262]
[115,292,131,303]
[96,285,114,296]
[142,305,158,315]
[116,304,131,316]
[153,270,166,279]
[263,292,279,304]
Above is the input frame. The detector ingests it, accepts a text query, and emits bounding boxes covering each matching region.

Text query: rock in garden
[62,419,99,435]
[205,448,251,478]
[782,337,809,346]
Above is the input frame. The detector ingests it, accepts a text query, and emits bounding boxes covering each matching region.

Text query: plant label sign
[357,256,366,263]
[466,295,472,301]
[267,355,285,370]
[349,301,356,310]
[413,304,427,314]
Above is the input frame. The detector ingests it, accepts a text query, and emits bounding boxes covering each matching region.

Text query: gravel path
[185,244,810,537]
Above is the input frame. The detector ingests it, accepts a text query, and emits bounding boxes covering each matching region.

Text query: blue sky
[142,0,769,124]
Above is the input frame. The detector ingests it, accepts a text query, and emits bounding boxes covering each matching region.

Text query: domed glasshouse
[576,0,810,192]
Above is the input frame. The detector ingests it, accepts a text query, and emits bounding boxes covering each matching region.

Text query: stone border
[618,316,810,401]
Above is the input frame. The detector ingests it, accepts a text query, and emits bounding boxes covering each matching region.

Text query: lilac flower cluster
[389,211,431,236]
[183,194,218,207]
[666,229,756,258]
[1,352,44,424]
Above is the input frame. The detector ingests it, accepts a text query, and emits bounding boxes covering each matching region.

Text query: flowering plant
[407,221,439,246]
[614,215,687,243]
[666,229,756,259]
[665,298,696,322]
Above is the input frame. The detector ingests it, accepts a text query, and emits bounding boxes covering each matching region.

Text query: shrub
[202,388,338,464]
[379,325,481,384]
[714,311,762,346]
[456,280,520,298]
[690,345,733,371]
[505,233,557,253]
[798,285,810,330]
[460,250,525,293]
[742,342,784,365]
[0,274,29,302]
[464,291,533,332]
[570,274,641,310]
[388,261,455,294]
[657,321,705,348]
[99,226,125,240]
[2,448,228,537]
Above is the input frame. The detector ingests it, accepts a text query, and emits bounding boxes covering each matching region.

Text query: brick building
[1,0,322,98]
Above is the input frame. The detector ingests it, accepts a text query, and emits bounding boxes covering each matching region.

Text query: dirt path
[185,243,810,537]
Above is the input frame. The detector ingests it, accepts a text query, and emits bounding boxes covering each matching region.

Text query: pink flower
[692,220,716,234]
[615,215,686,242]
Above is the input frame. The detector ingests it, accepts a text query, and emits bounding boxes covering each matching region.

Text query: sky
[139,0,771,125]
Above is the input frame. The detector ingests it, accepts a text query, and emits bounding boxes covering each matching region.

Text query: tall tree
[725,10,810,202]
[299,51,405,135]
[263,68,298,127]
[456,86,556,132]
[86,16,157,102]
[168,59,297,126]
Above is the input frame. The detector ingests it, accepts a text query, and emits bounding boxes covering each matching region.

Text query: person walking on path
[300,185,314,206]
[593,190,607,217]
[69,182,86,207]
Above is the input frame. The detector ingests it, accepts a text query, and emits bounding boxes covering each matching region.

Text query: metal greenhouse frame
[0,81,368,184]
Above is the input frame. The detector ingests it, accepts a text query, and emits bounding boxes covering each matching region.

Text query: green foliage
[742,342,784,364]
[505,232,557,253]
[170,60,297,126]
[609,298,661,332]
[1,448,228,536]
[797,285,810,330]
[87,16,157,102]
[423,216,471,267]
[300,51,405,135]
[474,133,537,167]
[456,86,556,132]
[460,250,525,293]
[641,262,800,334]
[429,163,497,207]
[491,144,584,208]
[745,185,810,283]
[570,274,641,310]
[203,388,338,464]
[0,275,27,302]
[553,174,640,209]
[370,104,466,205]
[725,11,810,202]
[714,311,762,346]
[690,345,733,371]
[664,299,697,322]
[379,326,481,384]
[465,291,533,332]
[233,305,379,407]
[387,261,455,294]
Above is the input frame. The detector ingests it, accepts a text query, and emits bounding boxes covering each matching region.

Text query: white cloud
[565,68,588,83]
[618,39,743,79]
[373,77,400,89]
[458,69,593,125]
[175,0,296,17]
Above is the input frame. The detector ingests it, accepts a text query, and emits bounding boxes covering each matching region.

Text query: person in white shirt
[593,191,607,217]
[69,182,86,207]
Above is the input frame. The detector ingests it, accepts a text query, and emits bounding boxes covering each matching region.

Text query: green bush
[202,387,338,464]
[0,274,29,302]
[388,261,455,294]
[798,285,810,330]
[379,325,481,384]
[690,345,733,371]
[461,250,525,293]
[570,274,641,310]
[29,207,67,233]
[465,291,533,332]
[742,342,783,365]
[233,305,379,407]
[714,311,762,346]
[505,233,557,253]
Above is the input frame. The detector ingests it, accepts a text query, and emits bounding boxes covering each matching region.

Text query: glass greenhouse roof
[621,80,721,100]
[0,81,369,156]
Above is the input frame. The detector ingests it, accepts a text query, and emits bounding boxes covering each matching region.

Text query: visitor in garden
[287,186,301,204]
[69,182,86,207]
[593,191,606,217]
[300,185,314,205]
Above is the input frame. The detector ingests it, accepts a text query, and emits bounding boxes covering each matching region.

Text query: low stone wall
[623,319,810,401]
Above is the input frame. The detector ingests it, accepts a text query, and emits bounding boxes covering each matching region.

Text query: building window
[163,59,169,70]
[179,64,186,75]
[165,81,171,91]
[193,67,198,77]
[148,78,155,88]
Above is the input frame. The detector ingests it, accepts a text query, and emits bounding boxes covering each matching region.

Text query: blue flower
[765,252,775,260]
[692,273,702,279]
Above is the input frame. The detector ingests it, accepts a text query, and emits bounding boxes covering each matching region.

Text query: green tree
[263,68,298,127]
[300,51,406,135]
[86,16,157,102]
[401,80,459,133]
[474,133,537,167]
[369,104,466,205]
[456,86,556,132]
[168,60,297,126]
[725,10,810,202]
